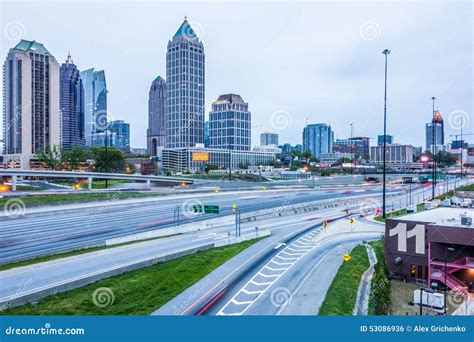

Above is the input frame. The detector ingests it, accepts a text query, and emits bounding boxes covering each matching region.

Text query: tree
[91,146,125,173]
[63,146,87,170]
[35,145,64,170]
[436,151,457,167]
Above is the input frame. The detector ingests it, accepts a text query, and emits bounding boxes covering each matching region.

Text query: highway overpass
[0,169,194,190]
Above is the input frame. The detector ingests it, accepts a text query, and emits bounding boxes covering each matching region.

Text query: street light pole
[431,97,436,200]
[460,116,463,179]
[382,49,390,219]
[105,129,108,189]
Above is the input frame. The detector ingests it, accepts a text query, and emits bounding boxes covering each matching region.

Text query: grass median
[318,244,369,315]
[368,240,391,315]
[1,238,262,315]
[0,191,158,207]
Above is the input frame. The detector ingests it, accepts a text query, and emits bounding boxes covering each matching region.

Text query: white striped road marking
[217,227,323,316]
[257,273,279,278]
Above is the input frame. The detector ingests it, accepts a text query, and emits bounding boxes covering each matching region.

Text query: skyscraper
[147,76,167,156]
[209,94,251,151]
[260,132,279,146]
[80,68,107,146]
[302,123,334,159]
[60,53,85,150]
[377,134,393,147]
[109,120,130,151]
[425,110,444,153]
[166,17,205,148]
[2,40,60,168]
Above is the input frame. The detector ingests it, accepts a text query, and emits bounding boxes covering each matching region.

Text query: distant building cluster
[2,40,130,169]
[1,18,471,172]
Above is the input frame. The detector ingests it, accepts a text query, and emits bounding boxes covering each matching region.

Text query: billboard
[192,151,210,162]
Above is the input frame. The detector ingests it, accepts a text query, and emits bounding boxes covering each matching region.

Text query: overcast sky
[1,0,472,149]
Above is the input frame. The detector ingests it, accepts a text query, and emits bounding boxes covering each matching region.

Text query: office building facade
[370,144,414,168]
[377,134,393,147]
[109,120,130,151]
[162,147,276,172]
[147,76,167,156]
[166,17,205,148]
[2,40,61,168]
[260,132,278,146]
[60,54,85,150]
[80,68,107,146]
[209,94,251,151]
[302,123,334,159]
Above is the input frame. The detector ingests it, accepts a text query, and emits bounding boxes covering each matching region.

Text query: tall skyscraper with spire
[60,53,85,150]
[165,17,205,148]
[2,39,61,168]
[147,76,167,156]
[425,110,444,153]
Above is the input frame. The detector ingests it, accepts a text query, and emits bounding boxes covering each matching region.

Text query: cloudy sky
[1,0,472,149]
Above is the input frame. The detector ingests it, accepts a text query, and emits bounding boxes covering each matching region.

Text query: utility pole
[382,49,390,219]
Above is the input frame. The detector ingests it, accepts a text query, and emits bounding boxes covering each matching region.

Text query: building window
[410,264,416,277]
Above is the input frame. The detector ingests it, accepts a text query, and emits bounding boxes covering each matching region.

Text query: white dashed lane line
[217,229,321,316]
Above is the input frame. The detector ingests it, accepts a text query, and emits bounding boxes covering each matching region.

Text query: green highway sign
[193,205,204,213]
[204,205,219,214]
[193,204,219,214]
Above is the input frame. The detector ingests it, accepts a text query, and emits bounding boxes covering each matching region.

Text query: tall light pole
[460,116,463,179]
[431,96,436,199]
[382,49,390,219]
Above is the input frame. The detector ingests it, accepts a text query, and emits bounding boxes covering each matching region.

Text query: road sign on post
[343,253,351,262]
[323,221,329,228]
[204,205,219,214]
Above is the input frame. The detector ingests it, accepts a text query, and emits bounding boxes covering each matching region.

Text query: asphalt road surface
[1,185,389,264]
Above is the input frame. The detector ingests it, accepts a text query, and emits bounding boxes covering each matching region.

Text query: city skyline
[1,1,472,149]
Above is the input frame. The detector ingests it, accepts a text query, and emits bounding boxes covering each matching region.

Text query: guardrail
[0,169,194,190]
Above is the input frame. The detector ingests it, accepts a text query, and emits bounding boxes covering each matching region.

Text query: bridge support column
[87,177,92,190]
[146,179,151,188]
[12,175,17,191]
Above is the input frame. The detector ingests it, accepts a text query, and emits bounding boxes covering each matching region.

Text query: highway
[1,184,393,264]
[0,206,347,309]
[2,178,461,264]
[154,213,384,316]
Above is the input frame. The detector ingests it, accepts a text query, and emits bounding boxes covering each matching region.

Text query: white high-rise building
[165,17,205,148]
[209,94,251,151]
[2,40,60,169]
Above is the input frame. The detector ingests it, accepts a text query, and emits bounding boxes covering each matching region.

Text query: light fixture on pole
[382,49,390,219]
